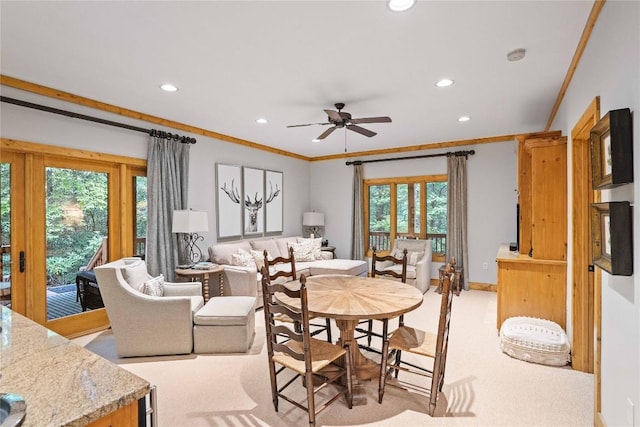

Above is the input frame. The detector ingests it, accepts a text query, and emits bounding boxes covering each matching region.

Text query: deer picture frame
[265,170,283,234]
[242,167,265,236]
[216,163,243,239]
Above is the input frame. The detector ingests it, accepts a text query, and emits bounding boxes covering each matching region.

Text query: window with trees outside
[364,174,447,261]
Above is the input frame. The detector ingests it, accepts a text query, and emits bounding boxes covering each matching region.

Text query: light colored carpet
[76,288,593,427]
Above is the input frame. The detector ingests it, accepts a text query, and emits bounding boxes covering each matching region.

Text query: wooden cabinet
[518,136,567,259]
[497,134,567,330]
[496,245,566,329]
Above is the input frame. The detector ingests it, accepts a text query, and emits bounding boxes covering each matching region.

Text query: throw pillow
[288,241,319,262]
[296,237,324,260]
[407,251,424,266]
[122,260,151,289]
[390,248,423,265]
[141,274,164,297]
[251,249,273,273]
[231,248,257,269]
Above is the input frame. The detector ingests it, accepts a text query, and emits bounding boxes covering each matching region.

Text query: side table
[436,265,463,296]
[175,264,224,302]
[320,246,336,259]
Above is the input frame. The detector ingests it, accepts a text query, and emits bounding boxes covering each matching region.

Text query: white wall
[310,140,517,284]
[551,1,639,425]
[0,86,312,250]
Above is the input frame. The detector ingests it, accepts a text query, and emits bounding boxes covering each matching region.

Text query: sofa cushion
[251,249,273,273]
[121,260,151,289]
[209,241,252,265]
[308,259,368,277]
[194,296,256,326]
[274,236,302,258]
[250,239,281,258]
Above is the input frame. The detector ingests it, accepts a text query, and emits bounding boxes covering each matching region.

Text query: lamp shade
[302,212,324,227]
[172,210,209,233]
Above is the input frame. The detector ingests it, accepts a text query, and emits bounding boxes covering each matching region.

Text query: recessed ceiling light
[256,118,268,124]
[458,116,471,122]
[435,78,454,88]
[388,0,415,12]
[506,48,526,62]
[160,83,178,92]
[312,139,321,143]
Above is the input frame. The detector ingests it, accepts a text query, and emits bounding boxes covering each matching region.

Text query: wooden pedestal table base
[276,274,424,406]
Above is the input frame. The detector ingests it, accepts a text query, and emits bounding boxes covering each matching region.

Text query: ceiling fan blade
[317,126,337,140]
[324,109,343,122]
[286,122,331,128]
[346,124,377,137]
[350,116,392,124]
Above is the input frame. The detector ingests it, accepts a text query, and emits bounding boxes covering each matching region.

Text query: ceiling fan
[287,102,392,140]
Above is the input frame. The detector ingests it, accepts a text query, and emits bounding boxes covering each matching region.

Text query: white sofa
[208,236,369,306]
[373,238,433,293]
[95,257,204,357]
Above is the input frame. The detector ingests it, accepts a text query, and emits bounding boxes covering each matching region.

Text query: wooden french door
[1,139,146,337]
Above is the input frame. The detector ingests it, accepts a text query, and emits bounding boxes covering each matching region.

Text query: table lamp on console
[303,211,324,239]
[172,209,208,266]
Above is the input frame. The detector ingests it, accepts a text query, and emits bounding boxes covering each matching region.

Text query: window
[364,174,447,260]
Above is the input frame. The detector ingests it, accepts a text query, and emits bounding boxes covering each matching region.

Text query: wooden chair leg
[325,318,332,343]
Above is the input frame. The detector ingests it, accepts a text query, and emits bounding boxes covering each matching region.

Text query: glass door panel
[134,175,147,258]
[1,162,12,308]
[45,167,108,320]
[368,184,391,251]
[426,181,448,254]
[396,184,409,236]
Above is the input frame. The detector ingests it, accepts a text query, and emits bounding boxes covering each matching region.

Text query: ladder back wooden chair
[378,260,455,416]
[263,247,332,343]
[260,271,353,427]
[355,247,408,352]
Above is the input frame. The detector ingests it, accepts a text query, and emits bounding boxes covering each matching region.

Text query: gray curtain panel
[351,164,364,260]
[446,155,469,290]
[146,136,190,279]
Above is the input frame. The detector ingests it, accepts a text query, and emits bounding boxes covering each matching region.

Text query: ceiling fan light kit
[287,102,392,141]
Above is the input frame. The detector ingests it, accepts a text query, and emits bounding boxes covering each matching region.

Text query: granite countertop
[0,306,150,427]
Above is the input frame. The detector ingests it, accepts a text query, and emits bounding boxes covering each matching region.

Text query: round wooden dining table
[275,274,424,405]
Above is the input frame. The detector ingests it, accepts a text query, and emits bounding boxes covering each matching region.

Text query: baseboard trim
[429,279,496,292]
[595,411,606,427]
[469,282,497,292]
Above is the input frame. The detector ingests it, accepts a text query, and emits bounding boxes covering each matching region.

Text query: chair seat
[273,337,346,374]
[389,326,437,358]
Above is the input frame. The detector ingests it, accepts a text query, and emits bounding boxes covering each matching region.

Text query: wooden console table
[496,245,567,330]
[175,264,224,302]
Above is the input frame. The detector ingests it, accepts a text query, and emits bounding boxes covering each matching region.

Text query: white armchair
[94,257,204,357]
[375,239,432,293]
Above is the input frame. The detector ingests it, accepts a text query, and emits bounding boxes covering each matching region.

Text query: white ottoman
[193,296,256,354]
[499,316,571,366]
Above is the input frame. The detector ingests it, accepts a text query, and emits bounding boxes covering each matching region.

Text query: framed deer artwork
[265,170,283,234]
[242,167,265,235]
[216,163,243,239]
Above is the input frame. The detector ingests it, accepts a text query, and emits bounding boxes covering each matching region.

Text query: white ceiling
[0,1,594,158]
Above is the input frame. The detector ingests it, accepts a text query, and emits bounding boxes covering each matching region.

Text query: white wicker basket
[500,316,571,366]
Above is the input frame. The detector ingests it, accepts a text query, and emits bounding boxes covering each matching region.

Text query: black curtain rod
[0,95,196,144]
[345,149,475,166]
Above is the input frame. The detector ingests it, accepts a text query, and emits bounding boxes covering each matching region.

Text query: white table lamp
[303,211,324,238]
[172,209,209,264]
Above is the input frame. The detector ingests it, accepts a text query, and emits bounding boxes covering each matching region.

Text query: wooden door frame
[1,138,146,337]
[570,97,602,421]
